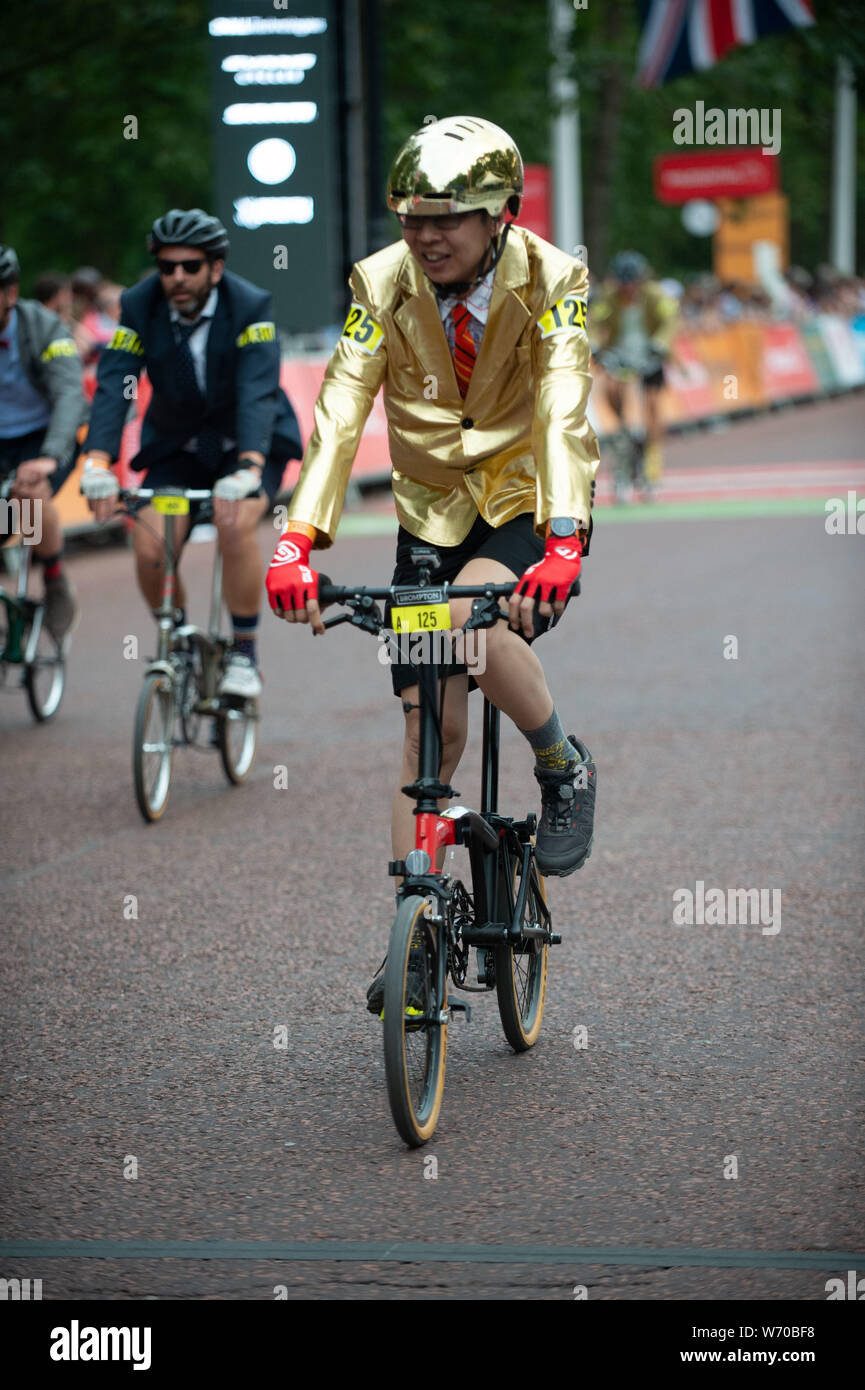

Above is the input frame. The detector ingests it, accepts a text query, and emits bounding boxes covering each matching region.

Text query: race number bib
[341,303,384,354]
[537,295,587,338]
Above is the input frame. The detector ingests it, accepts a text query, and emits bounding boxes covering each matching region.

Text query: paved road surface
[1,396,864,1299]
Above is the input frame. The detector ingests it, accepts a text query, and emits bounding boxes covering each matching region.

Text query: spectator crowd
[656,265,865,331]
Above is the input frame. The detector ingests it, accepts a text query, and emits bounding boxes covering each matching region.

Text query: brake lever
[322,598,384,636]
[462,594,508,633]
[351,612,383,635]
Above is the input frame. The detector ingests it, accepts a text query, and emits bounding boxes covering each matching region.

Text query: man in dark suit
[81,209,302,698]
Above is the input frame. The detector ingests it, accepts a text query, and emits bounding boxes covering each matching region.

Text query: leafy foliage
[0,0,211,289]
[1,0,861,295]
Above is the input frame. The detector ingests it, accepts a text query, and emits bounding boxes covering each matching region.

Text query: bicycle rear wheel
[218,698,258,784]
[24,621,65,722]
[382,895,447,1147]
[133,670,175,822]
[494,851,549,1052]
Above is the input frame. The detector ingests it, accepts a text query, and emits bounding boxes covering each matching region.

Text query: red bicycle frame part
[415,811,457,870]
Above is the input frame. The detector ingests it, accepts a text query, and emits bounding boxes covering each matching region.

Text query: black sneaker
[366,939,427,1019]
[43,574,78,641]
[533,736,596,877]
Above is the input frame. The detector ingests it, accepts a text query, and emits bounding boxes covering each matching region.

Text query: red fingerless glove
[266,529,319,614]
[516,533,582,604]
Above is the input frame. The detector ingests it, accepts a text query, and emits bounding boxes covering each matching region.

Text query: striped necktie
[451,304,476,398]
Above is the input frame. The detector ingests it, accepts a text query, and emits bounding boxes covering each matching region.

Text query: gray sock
[519,707,577,771]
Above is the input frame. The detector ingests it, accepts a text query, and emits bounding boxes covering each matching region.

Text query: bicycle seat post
[15,535,33,602]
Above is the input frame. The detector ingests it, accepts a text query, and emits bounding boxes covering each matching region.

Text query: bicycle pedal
[550,933,563,946]
[448,1000,472,1022]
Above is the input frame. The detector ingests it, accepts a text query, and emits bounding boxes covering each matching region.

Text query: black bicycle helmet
[148,209,229,258]
[609,250,649,284]
[0,245,21,286]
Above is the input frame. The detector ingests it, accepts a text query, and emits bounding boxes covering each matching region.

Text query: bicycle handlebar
[318,580,518,605]
[119,487,215,501]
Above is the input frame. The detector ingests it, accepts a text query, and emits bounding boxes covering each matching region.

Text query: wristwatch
[548,517,578,538]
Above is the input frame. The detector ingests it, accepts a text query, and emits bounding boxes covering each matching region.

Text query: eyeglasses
[398,213,479,232]
[156,258,207,276]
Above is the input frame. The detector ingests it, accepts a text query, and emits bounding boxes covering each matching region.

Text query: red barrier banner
[518,165,552,243]
[759,323,820,399]
[278,359,390,490]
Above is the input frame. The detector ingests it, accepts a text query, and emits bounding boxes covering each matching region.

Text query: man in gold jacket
[266,117,599,1013]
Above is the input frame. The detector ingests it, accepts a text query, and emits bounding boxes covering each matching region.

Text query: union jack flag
[637,0,816,89]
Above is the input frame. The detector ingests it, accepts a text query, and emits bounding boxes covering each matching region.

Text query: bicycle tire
[178,653,202,746]
[217,697,258,784]
[382,895,447,1147]
[24,622,65,722]
[133,670,175,823]
[494,849,549,1052]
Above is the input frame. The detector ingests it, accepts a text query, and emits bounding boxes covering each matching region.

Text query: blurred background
[2,1,862,301]
[2,0,863,519]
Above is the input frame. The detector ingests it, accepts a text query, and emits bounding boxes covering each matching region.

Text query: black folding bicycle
[320,546,569,1147]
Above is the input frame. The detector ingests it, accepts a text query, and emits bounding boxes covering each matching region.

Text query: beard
[172,274,213,319]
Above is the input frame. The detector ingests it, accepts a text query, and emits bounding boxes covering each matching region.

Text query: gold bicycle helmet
[387,116,523,220]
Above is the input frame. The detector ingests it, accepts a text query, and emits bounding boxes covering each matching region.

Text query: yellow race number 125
[537,295,587,338]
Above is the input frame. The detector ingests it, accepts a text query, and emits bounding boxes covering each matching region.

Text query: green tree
[381,0,865,277]
[0,0,211,289]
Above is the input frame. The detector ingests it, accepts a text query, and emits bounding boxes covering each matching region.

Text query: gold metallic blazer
[289,227,599,549]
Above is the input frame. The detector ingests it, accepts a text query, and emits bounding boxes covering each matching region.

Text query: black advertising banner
[209,0,343,335]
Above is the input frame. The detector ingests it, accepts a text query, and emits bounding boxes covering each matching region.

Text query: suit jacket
[288,227,600,549]
[12,300,86,463]
[86,269,301,468]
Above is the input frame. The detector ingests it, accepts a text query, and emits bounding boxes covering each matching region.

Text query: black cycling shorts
[385,511,573,697]
[0,429,76,543]
[129,445,285,524]
[0,428,76,496]
[642,366,665,390]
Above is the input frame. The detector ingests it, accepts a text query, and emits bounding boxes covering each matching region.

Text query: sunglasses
[156,258,208,276]
[398,212,479,232]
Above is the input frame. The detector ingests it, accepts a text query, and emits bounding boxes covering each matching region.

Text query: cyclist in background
[264,117,599,1011]
[590,251,678,496]
[0,245,85,639]
[80,209,302,700]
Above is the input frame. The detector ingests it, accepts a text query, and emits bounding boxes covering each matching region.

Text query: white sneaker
[219,651,262,700]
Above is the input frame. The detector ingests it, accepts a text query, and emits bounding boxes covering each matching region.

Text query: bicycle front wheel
[133,670,175,822]
[218,698,258,784]
[494,852,549,1052]
[24,622,65,722]
[382,895,447,1147]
